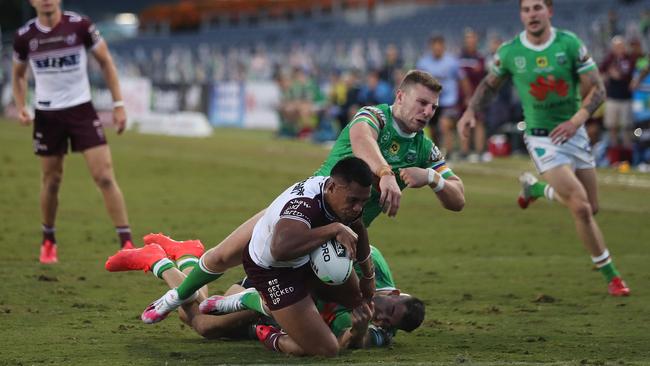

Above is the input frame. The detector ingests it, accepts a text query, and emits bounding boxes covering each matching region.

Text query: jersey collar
[390,106,416,138]
[519,27,556,52]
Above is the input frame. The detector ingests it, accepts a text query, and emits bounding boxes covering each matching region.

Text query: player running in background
[12,0,134,263]
[457,0,630,296]
[140,70,466,324]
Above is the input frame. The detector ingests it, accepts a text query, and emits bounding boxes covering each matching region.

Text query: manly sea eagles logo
[29,38,39,51]
[65,33,77,45]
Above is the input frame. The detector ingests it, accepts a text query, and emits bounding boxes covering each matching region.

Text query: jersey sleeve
[421,140,455,178]
[12,29,29,63]
[349,106,387,133]
[570,34,596,75]
[79,16,102,49]
[369,246,397,291]
[279,197,320,228]
[489,43,510,77]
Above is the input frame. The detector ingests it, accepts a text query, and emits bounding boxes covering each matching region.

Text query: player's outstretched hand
[379,174,401,217]
[335,223,358,260]
[550,120,578,145]
[399,167,430,188]
[351,301,373,331]
[18,107,32,126]
[457,109,476,141]
[114,106,127,134]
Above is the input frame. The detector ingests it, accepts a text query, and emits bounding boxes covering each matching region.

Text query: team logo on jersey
[405,151,416,164]
[515,56,526,70]
[389,141,400,155]
[578,45,591,63]
[380,133,391,144]
[429,145,443,162]
[29,38,39,51]
[536,56,548,68]
[529,75,568,101]
[65,33,77,45]
[555,52,567,65]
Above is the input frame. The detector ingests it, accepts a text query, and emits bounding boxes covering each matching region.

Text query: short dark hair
[398,70,442,94]
[330,157,373,187]
[519,0,552,7]
[397,296,425,332]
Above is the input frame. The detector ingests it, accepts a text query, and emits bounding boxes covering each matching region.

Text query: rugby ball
[310,239,353,285]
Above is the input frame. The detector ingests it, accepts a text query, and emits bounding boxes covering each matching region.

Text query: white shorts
[524,127,595,174]
[603,99,632,129]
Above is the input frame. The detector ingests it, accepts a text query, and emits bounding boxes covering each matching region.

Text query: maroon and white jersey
[13,12,102,110]
[249,176,340,269]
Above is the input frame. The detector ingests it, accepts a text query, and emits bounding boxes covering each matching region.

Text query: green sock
[241,291,269,316]
[598,262,620,283]
[530,181,548,199]
[176,256,199,272]
[152,258,175,279]
[176,261,223,300]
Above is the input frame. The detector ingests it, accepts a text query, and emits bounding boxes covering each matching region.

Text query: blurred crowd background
[1,0,650,169]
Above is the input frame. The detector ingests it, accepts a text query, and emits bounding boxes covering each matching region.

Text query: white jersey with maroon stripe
[249,176,340,269]
[13,12,102,111]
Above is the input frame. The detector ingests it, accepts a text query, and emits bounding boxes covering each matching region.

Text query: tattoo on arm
[469,74,507,111]
[581,70,606,116]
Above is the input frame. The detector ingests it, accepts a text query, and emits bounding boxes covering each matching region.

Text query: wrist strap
[376,166,394,177]
[433,176,445,192]
[113,100,125,108]
[356,251,372,264]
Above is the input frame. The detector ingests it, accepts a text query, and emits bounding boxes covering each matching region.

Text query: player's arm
[270,219,357,261]
[550,68,606,144]
[458,72,509,139]
[11,60,32,125]
[337,302,373,349]
[349,121,401,217]
[349,219,374,301]
[91,41,127,134]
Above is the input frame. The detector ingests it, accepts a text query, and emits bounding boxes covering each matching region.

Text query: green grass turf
[1,119,649,365]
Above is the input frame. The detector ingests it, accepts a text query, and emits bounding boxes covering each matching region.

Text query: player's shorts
[33,102,106,156]
[603,99,633,129]
[242,244,311,311]
[524,126,595,174]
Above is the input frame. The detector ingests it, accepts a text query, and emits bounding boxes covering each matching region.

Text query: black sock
[116,226,132,247]
[42,224,56,244]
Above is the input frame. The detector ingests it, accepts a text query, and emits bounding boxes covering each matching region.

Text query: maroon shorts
[33,102,106,156]
[242,245,313,311]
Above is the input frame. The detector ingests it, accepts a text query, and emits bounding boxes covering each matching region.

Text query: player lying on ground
[141,70,465,324]
[200,244,425,353]
[106,234,424,353]
[457,0,629,296]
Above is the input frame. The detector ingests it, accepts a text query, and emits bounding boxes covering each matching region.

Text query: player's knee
[313,336,339,357]
[43,173,62,193]
[570,199,593,222]
[591,202,599,216]
[93,174,115,190]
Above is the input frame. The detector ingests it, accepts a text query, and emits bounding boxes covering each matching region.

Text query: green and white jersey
[491,28,596,133]
[314,104,455,226]
[354,245,396,292]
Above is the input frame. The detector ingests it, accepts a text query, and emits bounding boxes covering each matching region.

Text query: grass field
[1,119,649,365]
